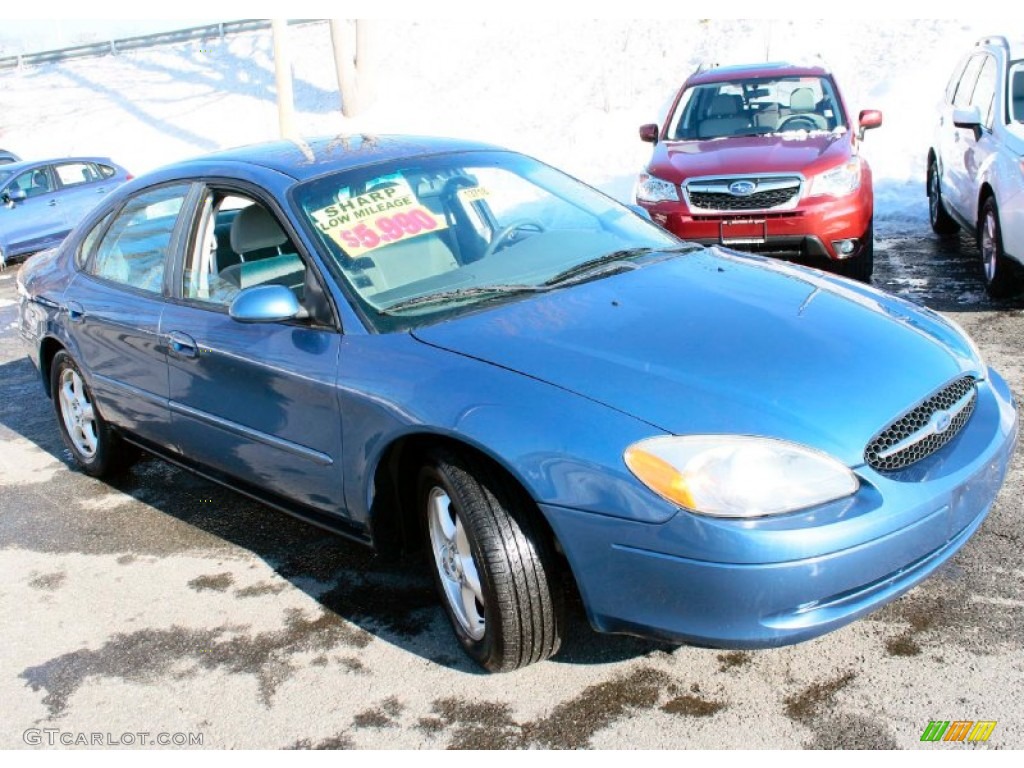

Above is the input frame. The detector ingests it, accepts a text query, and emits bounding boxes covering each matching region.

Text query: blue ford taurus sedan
[17,135,1018,671]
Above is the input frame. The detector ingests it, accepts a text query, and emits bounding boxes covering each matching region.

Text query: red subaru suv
[635,62,882,281]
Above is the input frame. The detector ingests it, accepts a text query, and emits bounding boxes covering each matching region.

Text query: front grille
[689,187,799,211]
[865,376,977,472]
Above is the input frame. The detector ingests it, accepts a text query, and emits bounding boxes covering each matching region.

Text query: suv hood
[648,132,853,182]
[412,249,979,467]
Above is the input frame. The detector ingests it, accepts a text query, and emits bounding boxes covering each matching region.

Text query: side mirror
[857,109,883,140]
[229,285,304,323]
[5,188,26,205]
[952,106,983,140]
[639,123,659,144]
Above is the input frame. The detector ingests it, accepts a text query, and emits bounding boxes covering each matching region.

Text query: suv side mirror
[639,123,659,144]
[952,106,983,140]
[5,188,26,205]
[857,109,883,140]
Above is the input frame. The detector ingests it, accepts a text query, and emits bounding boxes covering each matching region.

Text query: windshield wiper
[543,245,700,287]
[379,285,544,314]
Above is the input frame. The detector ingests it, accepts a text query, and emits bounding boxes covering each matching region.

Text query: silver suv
[928,35,1024,298]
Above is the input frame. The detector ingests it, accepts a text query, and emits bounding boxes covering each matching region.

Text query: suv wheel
[979,197,1019,298]
[835,219,874,283]
[928,160,959,235]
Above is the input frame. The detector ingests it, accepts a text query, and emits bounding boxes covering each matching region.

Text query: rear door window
[89,184,191,295]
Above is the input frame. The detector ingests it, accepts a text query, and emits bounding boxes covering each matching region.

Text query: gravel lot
[2,219,1022,750]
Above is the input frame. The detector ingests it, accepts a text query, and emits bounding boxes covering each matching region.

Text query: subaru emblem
[728,180,756,196]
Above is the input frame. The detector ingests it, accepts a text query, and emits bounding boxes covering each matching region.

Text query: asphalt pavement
[1,218,1022,749]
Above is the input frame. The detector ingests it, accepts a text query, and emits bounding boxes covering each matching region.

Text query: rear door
[159,184,346,514]
[67,183,194,449]
[52,161,117,228]
[0,164,69,255]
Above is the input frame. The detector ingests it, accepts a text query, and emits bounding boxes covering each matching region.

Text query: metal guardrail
[0,19,322,72]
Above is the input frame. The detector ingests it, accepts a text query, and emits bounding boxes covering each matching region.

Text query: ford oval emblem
[729,180,756,196]
[932,410,953,434]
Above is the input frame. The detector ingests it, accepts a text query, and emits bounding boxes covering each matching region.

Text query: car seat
[28,170,51,197]
[698,94,752,139]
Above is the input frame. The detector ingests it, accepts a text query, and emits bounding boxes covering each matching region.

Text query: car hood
[648,133,853,182]
[412,249,981,467]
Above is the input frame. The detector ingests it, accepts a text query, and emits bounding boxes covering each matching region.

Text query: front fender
[336,333,677,528]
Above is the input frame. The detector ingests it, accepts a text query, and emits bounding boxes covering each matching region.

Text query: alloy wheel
[427,486,486,640]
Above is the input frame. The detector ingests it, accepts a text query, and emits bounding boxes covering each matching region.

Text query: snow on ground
[0,19,996,227]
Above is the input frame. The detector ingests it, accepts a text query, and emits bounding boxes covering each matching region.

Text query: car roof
[975,36,1024,61]
[688,61,830,86]
[169,135,506,181]
[0,157,117,173]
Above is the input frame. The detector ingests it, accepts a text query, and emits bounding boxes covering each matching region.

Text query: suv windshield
[293,150,681,331]
[668,75,847,141]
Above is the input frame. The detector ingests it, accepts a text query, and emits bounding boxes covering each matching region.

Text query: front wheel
[51,351,135,477]
[419,448,564,672]
[979,197,1019,299]
[928,160,959,235]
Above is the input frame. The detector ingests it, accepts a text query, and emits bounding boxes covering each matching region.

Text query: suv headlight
[635,173,680,204]
[809,158,862,197]
[624,435,858,518]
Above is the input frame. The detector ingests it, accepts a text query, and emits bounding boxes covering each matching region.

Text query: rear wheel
[928,159,959,235]
[979,196,1019,299]
[51,351,135,477]
[419,447,564,672]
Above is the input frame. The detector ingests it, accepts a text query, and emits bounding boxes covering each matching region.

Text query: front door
[161,189,345,514]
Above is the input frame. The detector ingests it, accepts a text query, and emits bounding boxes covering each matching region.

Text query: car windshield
[292,150,682,331]
[667,75,847,141]
[0,169,12,184]
[1010,62,1024,123]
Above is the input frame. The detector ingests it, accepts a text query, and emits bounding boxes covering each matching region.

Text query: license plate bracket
[720,219,768,245]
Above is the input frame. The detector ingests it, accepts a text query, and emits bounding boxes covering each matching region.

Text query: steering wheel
[778,113,828,132]
[482,219,546,259]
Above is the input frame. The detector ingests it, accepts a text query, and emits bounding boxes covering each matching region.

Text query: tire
[51,351,135,477]
[928,159,959,235]
[418,447,564,672]
[979,197,1019,299]
[834,219,874,283]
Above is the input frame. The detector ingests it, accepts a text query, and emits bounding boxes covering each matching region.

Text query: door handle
[64,301,85,323]
[48,200,58,207]
[166,331,199,359]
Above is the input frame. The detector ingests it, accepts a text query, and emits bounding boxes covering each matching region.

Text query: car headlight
[635,173,680,204]
[809,159,862,197]
[624,435,858,518]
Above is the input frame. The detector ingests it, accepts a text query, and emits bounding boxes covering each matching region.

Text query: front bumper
[542,371,1018,648]
[639,185,872,262]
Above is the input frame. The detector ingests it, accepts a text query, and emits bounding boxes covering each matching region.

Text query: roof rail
[977,35,1010,51]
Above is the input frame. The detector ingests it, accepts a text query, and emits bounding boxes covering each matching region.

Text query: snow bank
[0,19,996,226]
